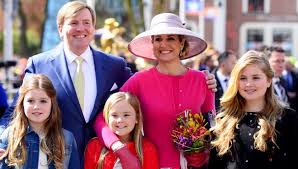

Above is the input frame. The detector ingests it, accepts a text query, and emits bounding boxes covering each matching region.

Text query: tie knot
[75,57,84,65]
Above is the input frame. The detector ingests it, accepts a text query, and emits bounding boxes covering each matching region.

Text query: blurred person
[12,58,28,88]
[0,83,8,117]
[94,13,216,169]
[282,57,298,111]
[267,46,289,104]
[213,50,237,112]
[0,1,132,167]
[209,50,298,169]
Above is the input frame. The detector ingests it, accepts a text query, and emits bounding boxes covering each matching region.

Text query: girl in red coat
[84,92,159,169]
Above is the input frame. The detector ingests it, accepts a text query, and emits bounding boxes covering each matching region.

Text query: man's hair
[217,50,235,66]
[57,1,96,26]
[264,46,285,58]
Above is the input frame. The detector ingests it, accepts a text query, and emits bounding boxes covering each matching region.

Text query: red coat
[84,137,159,169]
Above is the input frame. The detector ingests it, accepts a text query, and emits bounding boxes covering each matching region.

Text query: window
[248,0,264,13]
[246,29,264,51]
[242,0,270,14]
[272,29,292,55]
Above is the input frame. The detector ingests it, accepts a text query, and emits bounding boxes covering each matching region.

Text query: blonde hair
[211,50,286,156]
[98,92,144,168]
[0,74,65,169]
[57,1,96,26]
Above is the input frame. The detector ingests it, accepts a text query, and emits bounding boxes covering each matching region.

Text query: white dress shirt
[64,45,97,122]
[216,70,230,92]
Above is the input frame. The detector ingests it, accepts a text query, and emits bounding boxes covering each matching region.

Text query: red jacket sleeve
[143,139,159,169]
[93,112,119,148]
[84,137,102,169]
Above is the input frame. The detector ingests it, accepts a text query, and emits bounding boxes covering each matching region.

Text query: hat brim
[128,27,207,60]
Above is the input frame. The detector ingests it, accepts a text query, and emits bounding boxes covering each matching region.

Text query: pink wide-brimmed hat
[128,13,207,60]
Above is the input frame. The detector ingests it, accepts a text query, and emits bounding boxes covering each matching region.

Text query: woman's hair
[211,50,286,156]
[178,35,189,59]
[0,74,65,169]
[98,92,144,168]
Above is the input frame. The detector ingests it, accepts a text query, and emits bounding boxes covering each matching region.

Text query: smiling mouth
[74,35,87,38]
[116,126,127,129]
[160,50,171,54]
[244,89,256,94]
[32,112,43,115]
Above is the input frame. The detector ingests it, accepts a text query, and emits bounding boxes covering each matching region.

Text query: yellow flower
[194,113,200,119]
[188,120,195,127]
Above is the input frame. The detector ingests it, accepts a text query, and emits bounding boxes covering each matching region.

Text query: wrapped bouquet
[171,109,211,153]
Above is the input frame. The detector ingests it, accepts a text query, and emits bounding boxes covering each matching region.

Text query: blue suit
[0,43,132,167]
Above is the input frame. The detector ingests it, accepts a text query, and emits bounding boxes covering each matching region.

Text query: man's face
[58,8,95,56]
[269,51,285,77]
[224,54,237,75]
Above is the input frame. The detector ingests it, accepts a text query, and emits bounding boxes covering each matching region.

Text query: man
[282,57,298,111]
[0,1,217,167]
[0,1,131,167]
[213,50,237,112]
[268,46,289,104]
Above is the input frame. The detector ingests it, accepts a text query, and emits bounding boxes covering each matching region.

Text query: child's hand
[114,145,141,169]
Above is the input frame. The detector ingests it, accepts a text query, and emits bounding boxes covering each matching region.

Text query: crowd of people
[0,1,297,169]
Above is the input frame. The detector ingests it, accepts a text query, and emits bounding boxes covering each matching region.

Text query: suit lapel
[89,49,109,121]
[50,44,83,117]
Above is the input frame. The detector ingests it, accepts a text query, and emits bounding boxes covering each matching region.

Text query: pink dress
[120,67,214,168]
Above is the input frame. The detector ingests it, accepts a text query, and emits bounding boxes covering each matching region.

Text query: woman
[94,13,215,169]
[208,50,298,169]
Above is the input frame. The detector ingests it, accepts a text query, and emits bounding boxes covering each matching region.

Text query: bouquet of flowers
[171,109,211,153]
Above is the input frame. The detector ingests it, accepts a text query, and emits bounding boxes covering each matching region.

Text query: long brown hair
[0,74,65,169]
[97,92,144,169]
[211,50,286,156]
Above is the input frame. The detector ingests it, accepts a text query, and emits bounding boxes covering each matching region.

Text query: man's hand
[203,70,217,92]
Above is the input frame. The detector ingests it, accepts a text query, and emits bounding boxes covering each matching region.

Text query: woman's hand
[203,70,217,92]
[114,144,141,169]
[184,150,209,168]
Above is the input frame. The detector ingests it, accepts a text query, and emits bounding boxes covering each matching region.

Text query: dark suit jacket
[0,43,132,166]
[282,70,298,111]
[214,69,224,113]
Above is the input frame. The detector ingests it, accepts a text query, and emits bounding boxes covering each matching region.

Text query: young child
[84,92,159,169]
[0,74,79,169]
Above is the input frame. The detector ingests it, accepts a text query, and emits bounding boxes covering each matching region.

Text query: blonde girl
[209,50,298,169]
[84,92,158,169]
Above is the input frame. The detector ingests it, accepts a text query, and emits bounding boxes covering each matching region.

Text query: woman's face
[238,64,271,103]
[152,34,184,63]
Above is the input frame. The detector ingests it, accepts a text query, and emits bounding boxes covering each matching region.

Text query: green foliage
[0,29,41,57]
[0,30,20,55]
[26,29,41,56]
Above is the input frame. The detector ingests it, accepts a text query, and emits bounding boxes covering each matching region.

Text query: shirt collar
[64,45,93,65]
[217,70,230,82]
[273,77,280,84]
